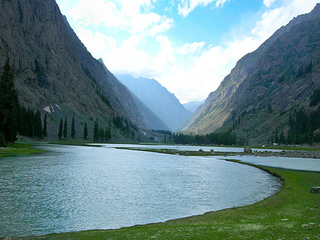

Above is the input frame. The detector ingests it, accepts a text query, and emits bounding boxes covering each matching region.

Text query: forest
[173,132,237,145]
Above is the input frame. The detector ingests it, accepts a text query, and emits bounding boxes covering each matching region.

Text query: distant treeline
[152,129,172,135]
[173,132,237,145]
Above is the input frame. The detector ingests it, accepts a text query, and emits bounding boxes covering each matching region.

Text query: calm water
[223,155,320,172]
[95,143,282,152]
[0,144,282,237]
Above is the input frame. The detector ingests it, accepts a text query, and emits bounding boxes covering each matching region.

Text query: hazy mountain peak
[116,74,191,131]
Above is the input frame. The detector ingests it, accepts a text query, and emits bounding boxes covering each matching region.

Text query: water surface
[0,144,282,237]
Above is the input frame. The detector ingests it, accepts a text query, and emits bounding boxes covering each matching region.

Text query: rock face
[183,4,320,144]
[0,0,145,140]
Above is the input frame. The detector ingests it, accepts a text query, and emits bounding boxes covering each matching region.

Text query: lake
[0,144,282,237]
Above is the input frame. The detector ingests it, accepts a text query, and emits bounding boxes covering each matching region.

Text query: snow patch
[55,104,62,111]
[43,106,51,113]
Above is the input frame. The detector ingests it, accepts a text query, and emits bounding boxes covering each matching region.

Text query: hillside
[116,74,192,131]
[182,4,320,145]
[0,0,145,141]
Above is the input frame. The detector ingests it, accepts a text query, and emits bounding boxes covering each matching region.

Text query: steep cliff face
[0,0,145,140]
[183,4,320,144]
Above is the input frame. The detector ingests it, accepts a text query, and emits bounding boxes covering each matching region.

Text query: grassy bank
[7,164,319,239]
[0,142,46,158]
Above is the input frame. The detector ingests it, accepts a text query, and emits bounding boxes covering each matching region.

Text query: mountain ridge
[183,4,320,145]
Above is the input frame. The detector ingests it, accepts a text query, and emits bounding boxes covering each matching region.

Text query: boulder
[310,187,320,194]
[244,147,252,154]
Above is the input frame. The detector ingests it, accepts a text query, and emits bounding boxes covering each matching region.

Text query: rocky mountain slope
[116,74,192,131]
[182,4,320,145]
[0,0,145,140]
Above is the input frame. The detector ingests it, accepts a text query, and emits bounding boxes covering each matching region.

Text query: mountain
[0,0,145,141]
[182,4,320,145]
[183,99,206,113]
[116,74,192,131]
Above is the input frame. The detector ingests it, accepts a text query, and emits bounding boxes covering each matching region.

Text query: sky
[55,0,319,104]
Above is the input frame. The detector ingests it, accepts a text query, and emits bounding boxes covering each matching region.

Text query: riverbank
[117,146,320,159]
[0,142,46,158]
[5,163,319,239]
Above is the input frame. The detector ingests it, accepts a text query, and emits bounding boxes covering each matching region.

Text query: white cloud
[178,0,215,17]
[176,42,205,55]
[263,0,276,8]
[215,0,228,7]
[177,0,228,17]
[69,0,174,35]
[150,16,174,36]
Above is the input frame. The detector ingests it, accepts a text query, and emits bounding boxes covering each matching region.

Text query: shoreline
[116,146,320,159]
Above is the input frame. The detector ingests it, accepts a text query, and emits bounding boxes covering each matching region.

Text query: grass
[6,164,319,239]
[0,142,46,158]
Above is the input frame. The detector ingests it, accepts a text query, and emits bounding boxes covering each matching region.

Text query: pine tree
[34,110,42,139]
[105,125,111,141]
[0,59,18,145]
[58,118,63,140]
[43,114,47,138]
[93,118,99,142]
[83,122,88,140]
[63,116,68,139]
[71,115,75,138]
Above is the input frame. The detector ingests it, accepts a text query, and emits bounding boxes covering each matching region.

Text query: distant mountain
[0,0,145,141]
[116,74,192,131]
[183,4,320,145]
[183,99,205,113]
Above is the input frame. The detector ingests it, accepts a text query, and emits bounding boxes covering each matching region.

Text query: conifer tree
[83,122,88,140]
[105,125,111,141]
[43,114,47,138]
[63,116,68,139]
[0,59,18,145]
[58,118,63,140]
[34,110,42,139]
[71,115,75,138]
[93,118,99,142]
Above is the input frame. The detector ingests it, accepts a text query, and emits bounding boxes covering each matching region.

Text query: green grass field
[6,165,319,240]
[0,142,46,158]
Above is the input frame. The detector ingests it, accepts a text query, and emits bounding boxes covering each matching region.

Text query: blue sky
[56,0,319,103]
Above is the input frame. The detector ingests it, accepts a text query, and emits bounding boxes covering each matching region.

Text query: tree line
[0,59,18,145]
[17,105,47,139]
[173,132,237,145]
